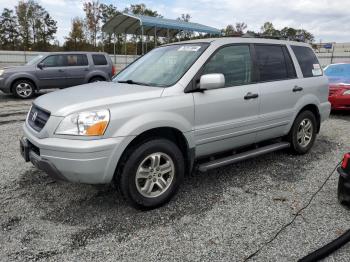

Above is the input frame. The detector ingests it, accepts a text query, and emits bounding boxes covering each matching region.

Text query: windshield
[113,43,209,87]
[26,55,44,65]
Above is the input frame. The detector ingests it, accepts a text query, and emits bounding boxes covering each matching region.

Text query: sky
[0,0,349,44]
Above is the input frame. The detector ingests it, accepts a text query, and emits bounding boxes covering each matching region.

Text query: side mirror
[199,73,225,91]
[38,63,44,69]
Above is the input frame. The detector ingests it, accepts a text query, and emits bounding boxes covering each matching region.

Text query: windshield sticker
[178,46,201,52]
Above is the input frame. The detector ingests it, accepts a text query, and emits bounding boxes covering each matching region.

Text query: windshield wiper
[117,79,150,86]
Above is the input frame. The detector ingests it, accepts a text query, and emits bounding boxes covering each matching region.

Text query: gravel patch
[1,90,349,261]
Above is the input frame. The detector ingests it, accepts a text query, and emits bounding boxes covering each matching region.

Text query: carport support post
[124,32,127,67]
[113,32,117,64]
[154,26,157,47]
[141,25,144,55]
[167,28,170,43]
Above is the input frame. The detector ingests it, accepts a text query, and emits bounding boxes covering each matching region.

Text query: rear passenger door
[193,44,260,157]
[253,44,300,142]
[64,54,89,87]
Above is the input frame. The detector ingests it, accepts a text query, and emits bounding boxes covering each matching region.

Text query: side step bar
[198,142,290,172]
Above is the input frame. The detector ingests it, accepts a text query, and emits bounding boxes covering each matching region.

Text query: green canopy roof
[102,13,221,37]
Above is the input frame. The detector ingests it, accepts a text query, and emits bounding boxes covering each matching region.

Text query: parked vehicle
[338,152,350,207]
[0,52,115,99]
[324,63,350,110]
[20,38,331,209]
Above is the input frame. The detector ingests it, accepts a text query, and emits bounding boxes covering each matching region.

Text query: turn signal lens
[341,153,350,169]
[86,121,108,136]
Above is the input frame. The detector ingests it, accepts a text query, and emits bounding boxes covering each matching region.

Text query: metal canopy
[102,13,221,37]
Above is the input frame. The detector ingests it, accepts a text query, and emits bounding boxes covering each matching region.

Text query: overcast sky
[0,0,349,44]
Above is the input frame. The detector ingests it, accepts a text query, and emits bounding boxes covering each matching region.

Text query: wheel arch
[10,77,38,93]
[113,127,194,183]
[296,104,321,133]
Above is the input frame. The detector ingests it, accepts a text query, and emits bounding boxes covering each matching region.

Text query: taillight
[341,153,350,169]
[112,66,116,76]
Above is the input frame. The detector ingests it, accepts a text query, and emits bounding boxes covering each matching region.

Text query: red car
[324,63,350,110]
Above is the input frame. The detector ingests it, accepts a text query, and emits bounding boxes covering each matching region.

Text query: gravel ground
[0,90,350,262]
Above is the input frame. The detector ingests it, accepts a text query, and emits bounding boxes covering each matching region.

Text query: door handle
[244,92,259,100]
[58,69,64,72]
[293,86,303,92]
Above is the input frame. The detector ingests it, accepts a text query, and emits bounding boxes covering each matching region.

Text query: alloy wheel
[135,152,175,198]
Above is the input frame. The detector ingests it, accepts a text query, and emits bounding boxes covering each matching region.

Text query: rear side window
[92,54,108,65]
[291,46,322,77]
[66,54,88,66]
[202,45,252,87]
[255,44,296,82]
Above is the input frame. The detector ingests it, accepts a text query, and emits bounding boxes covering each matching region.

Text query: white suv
[20,38,331,209]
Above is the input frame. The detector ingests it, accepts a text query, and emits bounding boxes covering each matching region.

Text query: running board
[198,142,290,172]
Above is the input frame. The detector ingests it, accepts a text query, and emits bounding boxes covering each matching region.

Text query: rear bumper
[338,167,350,207]
[329,96,350,110]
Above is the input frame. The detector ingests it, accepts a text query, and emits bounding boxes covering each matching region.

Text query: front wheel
[287,110,317,154]
[13,80,35,99]
[117,139,185,210]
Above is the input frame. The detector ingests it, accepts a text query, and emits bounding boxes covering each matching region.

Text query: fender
[6,73,39,91]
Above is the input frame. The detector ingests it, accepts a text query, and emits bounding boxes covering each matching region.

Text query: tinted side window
[92,55,108,65]
[202,45,252,87]
[291,46,322,77]
[255,45,292,81]
[42,55,65,67]
[66,54,88,66]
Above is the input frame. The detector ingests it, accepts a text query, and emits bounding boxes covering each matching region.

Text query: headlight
[343,90,350,95]
[55,109,110,136]
[0,69,4,76]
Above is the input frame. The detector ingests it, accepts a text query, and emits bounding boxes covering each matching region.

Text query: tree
[100,3,119,53]
[0,8,19,50]
[234,22,247,34]
[177,13,192,40]
[125,4,162,17]
[83,1,102,47]
[64,17,87,50]
[16,1,32,49]
[260,22,281,38]
[14,0,57,50]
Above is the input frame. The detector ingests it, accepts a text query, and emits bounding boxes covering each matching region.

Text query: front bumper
[338,167,350,207]
[21,124,135,184]
[0,77,10,93]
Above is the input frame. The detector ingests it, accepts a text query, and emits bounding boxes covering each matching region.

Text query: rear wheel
[287,110,317,154]
[12,80,35,99]
[117,139,184,210]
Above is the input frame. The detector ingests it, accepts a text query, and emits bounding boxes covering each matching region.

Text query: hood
[34,81,164,116]
[1,65,35,72]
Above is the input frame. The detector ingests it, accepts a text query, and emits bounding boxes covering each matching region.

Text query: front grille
[28,105,50,132]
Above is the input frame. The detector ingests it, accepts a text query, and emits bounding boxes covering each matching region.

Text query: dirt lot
[1,90,350,262]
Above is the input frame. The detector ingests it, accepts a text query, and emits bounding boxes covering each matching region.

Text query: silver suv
[0,52,114,99]
[20,38,331,209]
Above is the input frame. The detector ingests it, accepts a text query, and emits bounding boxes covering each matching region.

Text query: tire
[117,139,185,210]
[88,76,105,83]
[287,110,317,155]
[12,80,35,99]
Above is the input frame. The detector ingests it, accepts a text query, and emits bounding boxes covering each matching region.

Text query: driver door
[193,44,260,157]
[35,55,68,88]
